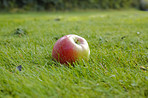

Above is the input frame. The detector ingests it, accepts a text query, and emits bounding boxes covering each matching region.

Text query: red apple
[52,34,90,64]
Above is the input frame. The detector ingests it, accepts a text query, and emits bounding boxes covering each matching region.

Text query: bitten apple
[52,34,90,64]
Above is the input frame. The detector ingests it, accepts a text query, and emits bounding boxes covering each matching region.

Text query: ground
[0,10,148,97]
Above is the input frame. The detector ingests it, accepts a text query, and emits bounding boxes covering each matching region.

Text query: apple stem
[75,39,80,44]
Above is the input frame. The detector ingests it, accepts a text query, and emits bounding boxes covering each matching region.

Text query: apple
[52,34,90,64]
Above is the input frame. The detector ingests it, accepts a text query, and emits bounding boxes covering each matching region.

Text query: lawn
[0,10,148,97]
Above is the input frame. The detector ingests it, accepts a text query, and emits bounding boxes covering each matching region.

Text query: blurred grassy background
[0,0,148,12]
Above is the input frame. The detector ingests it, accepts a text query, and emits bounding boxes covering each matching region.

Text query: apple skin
[52,34,90,64]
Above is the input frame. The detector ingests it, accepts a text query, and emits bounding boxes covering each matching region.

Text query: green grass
[0,10,148,97]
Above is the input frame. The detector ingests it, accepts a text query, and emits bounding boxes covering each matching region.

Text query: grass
[0,10,148,97]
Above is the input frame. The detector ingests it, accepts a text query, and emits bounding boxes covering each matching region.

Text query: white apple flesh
[52,34,90,64]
